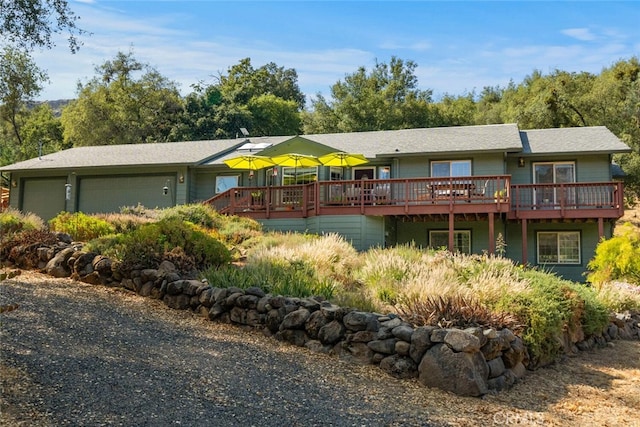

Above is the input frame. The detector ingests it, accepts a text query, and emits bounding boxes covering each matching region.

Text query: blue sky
[33,1,640,103]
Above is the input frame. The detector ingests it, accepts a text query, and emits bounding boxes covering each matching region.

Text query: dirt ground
[1,272,639,426]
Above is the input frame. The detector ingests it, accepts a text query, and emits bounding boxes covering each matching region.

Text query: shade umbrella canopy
[318,152,369,167]
[224,155,275,170]
[270,153,321,168]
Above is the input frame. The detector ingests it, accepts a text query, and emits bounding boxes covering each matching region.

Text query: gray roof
[520,126,630,155]
[0,137,283,171]
[303,123,524,158]
[1,124,630,172]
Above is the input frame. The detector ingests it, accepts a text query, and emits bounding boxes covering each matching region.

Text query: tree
[171,58,304,140]
[433,93,477,127]
[217,58,305,109]
[60,51,183,146]
[0,46,49,164]
[0,0,84,53]
[304,57,435,133]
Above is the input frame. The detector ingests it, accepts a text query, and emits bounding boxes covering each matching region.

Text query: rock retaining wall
[3,233,639,397]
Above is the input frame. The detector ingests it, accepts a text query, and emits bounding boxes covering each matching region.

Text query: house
[1,123,630,282]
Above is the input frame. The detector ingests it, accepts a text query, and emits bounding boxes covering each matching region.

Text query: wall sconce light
[179,174,184,183]
[518,157,525,168]
[11,180,17,188]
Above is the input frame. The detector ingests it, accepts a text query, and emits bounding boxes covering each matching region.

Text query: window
[533,161,576,206]
[353,167,375,180]
[378,166,391,179]
[282,167,317,185]
[429,230,471,254]
[537,231,580,264]
[330,167,343,181]
[431,160,471,177]
[215,175,238,193]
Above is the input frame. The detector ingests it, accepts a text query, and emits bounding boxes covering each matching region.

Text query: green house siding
[507,154,612,184]
[394,219,505,254]
[504,221,613,282]
[396,154,505,179]
[257,215,385,251]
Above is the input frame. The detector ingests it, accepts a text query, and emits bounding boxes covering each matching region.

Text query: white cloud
[562,28,597,42]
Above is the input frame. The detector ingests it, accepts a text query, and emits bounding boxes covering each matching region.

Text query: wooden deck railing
[203,176,624,220]
[509,181,624,219]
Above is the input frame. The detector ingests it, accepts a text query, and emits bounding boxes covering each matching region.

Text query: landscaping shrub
[94,212,153,233]
[202,259,335,300]
[49,212,115,241]
[397,294,522,331]
[248,232,360,286]
[88,218,231,274]
[493,269,610,366]
[159,204,222,229]
[587,222,640,284]
[0,208,44,235]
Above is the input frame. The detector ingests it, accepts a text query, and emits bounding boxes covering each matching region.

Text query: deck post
[598,217,604,239]
[488,213,495,254]
[448,213,455,251]
[521,218,528,266]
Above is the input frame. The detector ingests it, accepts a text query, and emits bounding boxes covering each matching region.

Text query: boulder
[348,330,378,343]
[280,308,311,330]
[45,247,75,278]
[275,329,308,347]
[343,311,379,332]
[163,294,191,310]
[367,338,398,355]
[409,326,436,364]
[443,329,481,353]
[395,340,410,357]
[380,355,418,379]
[305,310,329,339]
[392,325,414,342]
[487,357,506,379]
[318,320,345,345]
[418,343,489,397]
[336,342,374,365]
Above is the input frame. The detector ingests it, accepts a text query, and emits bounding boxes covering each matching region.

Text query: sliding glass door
[533,162,575,206]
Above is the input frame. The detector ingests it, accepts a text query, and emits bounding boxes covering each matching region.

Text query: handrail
[203,177,623,218]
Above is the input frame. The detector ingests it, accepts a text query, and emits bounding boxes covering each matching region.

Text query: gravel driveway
[1,273,442,427]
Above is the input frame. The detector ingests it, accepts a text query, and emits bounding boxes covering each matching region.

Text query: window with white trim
[537,231,580,264]
[431,160,471,177]
[429,230,471,254]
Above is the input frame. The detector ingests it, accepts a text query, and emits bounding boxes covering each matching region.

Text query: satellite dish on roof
[240,127,249,137]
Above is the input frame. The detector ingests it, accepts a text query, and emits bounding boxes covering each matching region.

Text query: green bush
[0,208,44,235]
[587,222,640,284]
[89,218,230,273]
[159,204,222,229]
[49,212,115,241]
[495,269,609,366]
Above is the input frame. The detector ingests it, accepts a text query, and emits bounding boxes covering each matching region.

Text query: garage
[21,177,68,221]
[78,175,176,214]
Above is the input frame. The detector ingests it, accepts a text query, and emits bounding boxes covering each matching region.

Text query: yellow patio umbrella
[318,152,369,167]
[224,155,275,181]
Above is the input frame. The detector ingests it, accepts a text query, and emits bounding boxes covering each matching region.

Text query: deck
[203,175,624,222]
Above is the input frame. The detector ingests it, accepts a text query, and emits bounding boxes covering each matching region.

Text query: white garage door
[78,175,175,214]
[22,178,67,221]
